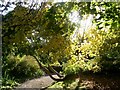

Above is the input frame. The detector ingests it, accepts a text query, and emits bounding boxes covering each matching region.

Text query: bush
[78,27,120,72]
[1,76,20,90]
[64,27,120,73]
[2,55,44,89]
[49,79,79,89]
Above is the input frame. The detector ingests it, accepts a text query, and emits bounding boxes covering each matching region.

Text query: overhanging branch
[48,64,64,78]
[33,55,66,81]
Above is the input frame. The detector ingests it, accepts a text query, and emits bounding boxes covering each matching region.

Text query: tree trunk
[48,64,64,78]
[33,55,66,81]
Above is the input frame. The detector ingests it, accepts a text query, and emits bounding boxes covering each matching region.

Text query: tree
[2,2,77,81]
[72,2,120,72]
[2,1,120,83]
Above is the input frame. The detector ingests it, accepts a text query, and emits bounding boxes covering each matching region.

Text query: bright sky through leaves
[1,0,93,42]
[69,11,93,42]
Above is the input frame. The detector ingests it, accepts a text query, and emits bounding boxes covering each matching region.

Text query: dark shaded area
[76,71,120,89]
[50,66,62,73]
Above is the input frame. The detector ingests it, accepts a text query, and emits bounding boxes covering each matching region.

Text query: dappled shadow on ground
[77,72,120,89]
[15,72,120,90]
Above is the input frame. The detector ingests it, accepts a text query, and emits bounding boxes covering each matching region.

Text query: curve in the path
[15,75,59,89]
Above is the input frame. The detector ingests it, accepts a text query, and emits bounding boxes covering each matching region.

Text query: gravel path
[15,75,58,89]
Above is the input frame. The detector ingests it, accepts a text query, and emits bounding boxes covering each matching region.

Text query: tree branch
[33,55,66,81]
[48,64,64,78]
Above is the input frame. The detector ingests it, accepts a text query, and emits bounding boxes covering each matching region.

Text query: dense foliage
[2,2,76,89]
[2,55,43,89]
[2,2,75,64]
[1,1,120,89]
[76,2,120,72]
[56,2,120,77]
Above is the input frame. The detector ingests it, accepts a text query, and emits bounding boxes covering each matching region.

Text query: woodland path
[15,72,120,90]
[15,75,58,90]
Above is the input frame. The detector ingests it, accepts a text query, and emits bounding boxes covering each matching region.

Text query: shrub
[78,27,120,72]
[2,55,44,89]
